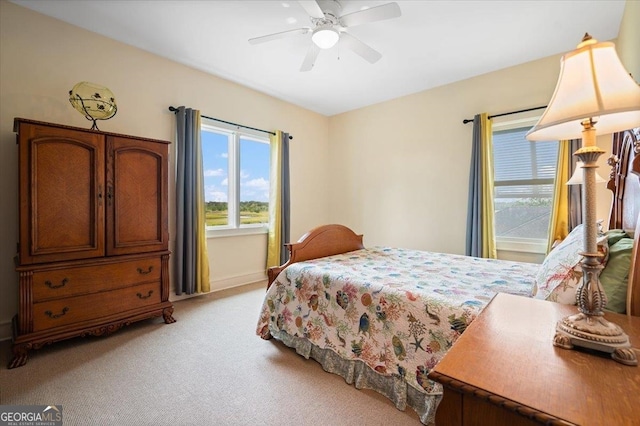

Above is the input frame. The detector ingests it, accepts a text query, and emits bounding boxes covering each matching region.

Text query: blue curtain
[465,113,496,258]
[175,107,210,295]
[280,133,291,265]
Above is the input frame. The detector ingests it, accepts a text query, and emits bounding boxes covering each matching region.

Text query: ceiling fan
[248,0,401,72]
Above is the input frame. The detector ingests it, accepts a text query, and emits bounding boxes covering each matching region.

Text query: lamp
[566,161,607,185]
[527,34,640,366]
[312,25,339,49]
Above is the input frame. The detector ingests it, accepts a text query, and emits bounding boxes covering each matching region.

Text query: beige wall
[328,54,562,258]
[0,1,330,337]
[327,23,637,260]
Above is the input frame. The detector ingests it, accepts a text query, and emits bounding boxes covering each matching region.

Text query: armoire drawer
[32,281,162,332]
[32,257,162,301]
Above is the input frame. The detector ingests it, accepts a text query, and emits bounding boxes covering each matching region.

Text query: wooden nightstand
[428,293,640,426]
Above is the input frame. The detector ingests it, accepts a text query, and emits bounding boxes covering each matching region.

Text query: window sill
[207,226,268,239]
[496,237,547,254]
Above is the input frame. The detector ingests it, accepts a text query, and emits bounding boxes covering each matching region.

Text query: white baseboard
[170,271,267,302]
[211,271,267,292]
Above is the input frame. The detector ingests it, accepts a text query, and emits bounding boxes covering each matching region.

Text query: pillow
[605,229,629,246]
[601,236,634,314]
[532,224,608,304]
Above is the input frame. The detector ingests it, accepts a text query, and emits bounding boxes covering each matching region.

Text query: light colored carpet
[0,282,421,425]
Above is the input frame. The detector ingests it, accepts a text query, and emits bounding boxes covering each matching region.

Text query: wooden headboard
[266,224,364,285]
[607,128,640,315]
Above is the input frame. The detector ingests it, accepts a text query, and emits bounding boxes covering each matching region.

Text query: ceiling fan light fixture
[312,26,339,49]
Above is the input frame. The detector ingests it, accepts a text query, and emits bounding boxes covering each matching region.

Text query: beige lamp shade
[527,34,640,142]
[566,162,607,185]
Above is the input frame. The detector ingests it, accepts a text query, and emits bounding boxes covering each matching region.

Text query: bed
[256,128,640,425]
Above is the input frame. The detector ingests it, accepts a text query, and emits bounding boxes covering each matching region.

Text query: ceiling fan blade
[249,27,310,45]
[339,2,401,28]
[339,32,382,64]
[300,43,321,72]
[298,1,325,19]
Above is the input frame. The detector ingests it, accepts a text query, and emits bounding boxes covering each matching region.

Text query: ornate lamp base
[553,313,638,366]
[550,125,637,367]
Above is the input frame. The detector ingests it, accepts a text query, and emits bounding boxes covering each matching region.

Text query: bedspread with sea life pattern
[257,247,538,398]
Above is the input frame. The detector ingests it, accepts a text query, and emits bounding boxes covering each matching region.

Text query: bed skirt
[271,328,442,425]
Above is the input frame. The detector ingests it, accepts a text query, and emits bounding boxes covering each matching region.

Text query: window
[492,120,558,253]
[201,119,270,236]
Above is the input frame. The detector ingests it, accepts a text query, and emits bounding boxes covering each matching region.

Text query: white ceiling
[12,0,627,116]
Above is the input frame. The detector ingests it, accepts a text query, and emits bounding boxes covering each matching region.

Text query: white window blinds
[493,125,559,242]
[493,127,558,199]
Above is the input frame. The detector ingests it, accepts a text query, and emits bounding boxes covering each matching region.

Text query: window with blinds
[493,126,558,243]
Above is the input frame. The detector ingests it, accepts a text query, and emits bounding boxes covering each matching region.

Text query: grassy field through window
[205,201,268,227]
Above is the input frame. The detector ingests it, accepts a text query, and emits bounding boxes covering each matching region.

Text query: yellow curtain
[194,112,210,293]
[480,113,497,259]
[546,140,571,253]
[266,131,283,270]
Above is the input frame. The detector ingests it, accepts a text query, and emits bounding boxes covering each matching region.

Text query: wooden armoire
[9,118,175,368]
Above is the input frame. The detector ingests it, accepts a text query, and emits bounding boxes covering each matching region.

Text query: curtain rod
[462,105,547,124]
[168,106,293,139]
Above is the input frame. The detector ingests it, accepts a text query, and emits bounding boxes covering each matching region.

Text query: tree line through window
[201,120,270,230]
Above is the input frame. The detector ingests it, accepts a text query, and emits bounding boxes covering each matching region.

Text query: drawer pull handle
[45,278,69,289]
[137,266,153,275]
[45,307,69,319]
[137,290,153,299]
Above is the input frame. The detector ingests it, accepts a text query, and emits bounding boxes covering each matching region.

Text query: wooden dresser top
[430,293,640,426]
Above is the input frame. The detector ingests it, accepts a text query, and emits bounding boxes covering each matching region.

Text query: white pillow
[532,224,608,304]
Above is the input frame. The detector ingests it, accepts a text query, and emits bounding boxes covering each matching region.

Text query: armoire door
[106,136,169,256]
[17,122,105,264]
